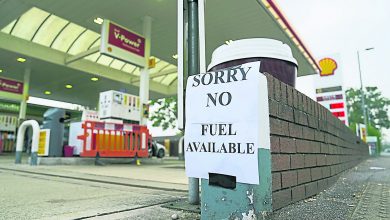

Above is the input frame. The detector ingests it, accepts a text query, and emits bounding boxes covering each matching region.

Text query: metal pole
[19,68,30,122]
[139,16,152,125]
[357,51,368,130]
[187,0,200,205]
[198,0,206,73]
[177,0,185,130]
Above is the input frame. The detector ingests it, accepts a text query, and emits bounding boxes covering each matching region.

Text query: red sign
[332,111,345,117]
[108,23,145,57]
[329,102,344,109]
[0,77,23,95]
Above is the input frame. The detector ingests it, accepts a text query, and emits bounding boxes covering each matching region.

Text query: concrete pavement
[270,156,390,220]
[0,154,196,220]
[0,153,188,191]
[0,169,192,220]
[0,153,389,219]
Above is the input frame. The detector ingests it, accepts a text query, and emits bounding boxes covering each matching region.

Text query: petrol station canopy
[0,0,319,108]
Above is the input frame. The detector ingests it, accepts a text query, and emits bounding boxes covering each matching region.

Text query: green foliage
[346,87,390,130]
[149,97,177,130]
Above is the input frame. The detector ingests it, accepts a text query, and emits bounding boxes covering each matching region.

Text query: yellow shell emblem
[319,58,337,76]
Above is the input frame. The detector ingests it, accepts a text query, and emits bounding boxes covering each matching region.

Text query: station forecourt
[0,0,319,158]
[0,0,343,219]
[0,0,317,114]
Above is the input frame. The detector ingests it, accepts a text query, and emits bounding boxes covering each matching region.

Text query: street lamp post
[357,47,374,131]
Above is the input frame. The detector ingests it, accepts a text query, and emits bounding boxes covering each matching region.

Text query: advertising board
[100,20,146,67]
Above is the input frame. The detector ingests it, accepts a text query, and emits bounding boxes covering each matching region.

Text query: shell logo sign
[319,58,337,76]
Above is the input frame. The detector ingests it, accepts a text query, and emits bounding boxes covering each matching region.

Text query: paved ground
[0,153,188,191]
[0,153,389,219]
[0,170,190,220]
[270,156,390,220]
[0,154,195,220]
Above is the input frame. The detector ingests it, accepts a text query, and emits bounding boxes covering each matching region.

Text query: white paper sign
[184,61,270,185]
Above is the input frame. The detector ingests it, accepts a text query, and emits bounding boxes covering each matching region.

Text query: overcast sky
[275,0,390,142]
[151,0,390,142]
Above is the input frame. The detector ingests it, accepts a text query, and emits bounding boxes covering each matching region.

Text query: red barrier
[77,121,151,158]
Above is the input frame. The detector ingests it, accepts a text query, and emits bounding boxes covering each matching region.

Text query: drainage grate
[351,183,389,219]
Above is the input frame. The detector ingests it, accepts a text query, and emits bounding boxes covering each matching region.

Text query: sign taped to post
[184,62,270,185]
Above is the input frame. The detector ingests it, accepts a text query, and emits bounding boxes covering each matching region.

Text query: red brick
[279,104,294,122]
[328,146,337,155]
[308,115,319,129]
[315,130,325,142]
[322,167,331,178]
[298,111,308,126]
[274,77,281,101]
[312,142,321,153]
[328,175,339,186]
[272,172,281,191]
[327,155,339,165]
[314,101,319,118]
[331,165,340,175]
[265,73,274,99]
[326,155,334,165]
[311,167,322,180]
[292,185,306,203]
[298,168,311,184]
[272,189,291,210]
[291,154,305,169]
[272,154,290,171]
[270,136,280,153]
[297,92,304,111]
[302,127,315,140]
[318,179,328,191]
[310,98,316,114]
[304,154,317,167]
[293,89,299,108]
[316,155,327,166]
[303,96,309,113]
[319,121,327,132]
[287,86,294,106]
[320,143,329,154]
[270,118,289,136]
[280,82,287,104]
[296,139,312,153]
[289,123,303,138]
[280,137,296,153]
[282,170,298,188]
[269,99,278,117]
[305,181,318,197]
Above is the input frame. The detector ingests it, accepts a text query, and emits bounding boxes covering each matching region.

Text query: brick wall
[265,73,369,210]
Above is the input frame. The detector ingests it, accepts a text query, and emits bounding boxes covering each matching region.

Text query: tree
[149,97,177,130]
[346,86,390,130]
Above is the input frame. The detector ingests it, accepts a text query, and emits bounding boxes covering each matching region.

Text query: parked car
[148,141,166,158]
[381,148,390,156]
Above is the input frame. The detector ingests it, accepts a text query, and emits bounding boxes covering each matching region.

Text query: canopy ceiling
[0,0,318,108]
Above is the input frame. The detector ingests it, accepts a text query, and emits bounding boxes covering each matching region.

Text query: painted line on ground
[0,167,188,193]
[72,199,180,220]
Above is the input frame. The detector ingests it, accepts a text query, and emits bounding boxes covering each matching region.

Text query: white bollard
[178,136,184,160]
[15,120,40,165]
